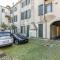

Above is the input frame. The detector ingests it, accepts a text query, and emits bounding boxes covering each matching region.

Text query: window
[38,4,43,16]
[44,3,52,14]
[46,3,52,13]
[10,10,12,14]
[11,17,14,23]
[22,2,24,8]
[22,1,26,8]
[21,26,25,33]
[27,9,31,18]
[14,7,17,11]
[14,15,17,22]
[2,9,5,13]
[21,12,24,20]
[26,0,30,5]
[38,3,52,16]
[21,11,27,20]
[22,0,30,8]
[38,24,43,37]
[25,11,27,19]
[8,20,11,23]
[15,15,17,22]
[21,9,31,20]
[25,0,27,5]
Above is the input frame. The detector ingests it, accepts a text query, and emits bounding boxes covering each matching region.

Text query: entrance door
[13,27,17,33]
[21,26,25,34]
[50,21,60,39]
[38,24,43,37]
[27,25,29,37]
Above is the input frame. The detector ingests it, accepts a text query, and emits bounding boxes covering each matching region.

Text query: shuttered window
[21,12,24,20]
[38,4,43,16]
[13,15,17,22]
[22,0,30,8]
[21,9,31,20]
[38,24,43,37]
[44,3,52,14]
[38,3,52,16]
[21,26,25,33]
[27,9,31,19]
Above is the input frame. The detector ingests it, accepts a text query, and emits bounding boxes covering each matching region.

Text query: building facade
[1,0,60,39]
[10,2,21,33]
[0,6,10,25]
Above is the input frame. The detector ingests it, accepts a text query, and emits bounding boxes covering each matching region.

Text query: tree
[10,24,16,30]
[9,24,17,33]
[0,23,8,30]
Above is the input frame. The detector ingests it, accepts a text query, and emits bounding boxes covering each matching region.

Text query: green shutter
[27,25,29,37]
[38,24,43,37]
[38,4,43,16]
[21,26,23,33]
[44,4,47,14]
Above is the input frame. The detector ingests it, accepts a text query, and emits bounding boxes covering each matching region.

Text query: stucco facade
[0,6,10,25]
[0,0,60,39]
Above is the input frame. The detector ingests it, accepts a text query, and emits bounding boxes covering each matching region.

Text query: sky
[0,0,18,7]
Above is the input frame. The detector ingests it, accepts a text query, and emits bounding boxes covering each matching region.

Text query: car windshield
[0,36,11,39]
[17,34,26,38]
[0,32,10,37]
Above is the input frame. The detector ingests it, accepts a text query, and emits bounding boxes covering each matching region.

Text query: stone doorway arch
[50,21,60,39]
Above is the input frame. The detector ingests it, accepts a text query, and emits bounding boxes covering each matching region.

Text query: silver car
[0,32,13,47]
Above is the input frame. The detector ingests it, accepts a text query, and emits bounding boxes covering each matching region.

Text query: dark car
[12,34,28,44]
[18,34,28,40]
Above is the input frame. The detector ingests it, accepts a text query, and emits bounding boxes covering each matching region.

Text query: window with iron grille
[2,9,5,13]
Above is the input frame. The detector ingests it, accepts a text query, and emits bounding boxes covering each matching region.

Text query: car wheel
[15,40,19,45]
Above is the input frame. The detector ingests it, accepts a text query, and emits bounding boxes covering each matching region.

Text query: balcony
[44,0,53,4]
[45,12,56,21]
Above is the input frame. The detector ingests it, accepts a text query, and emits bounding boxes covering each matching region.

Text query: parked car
[0,32,13,47]
[18,34,28,40]
[12,34,28,44]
